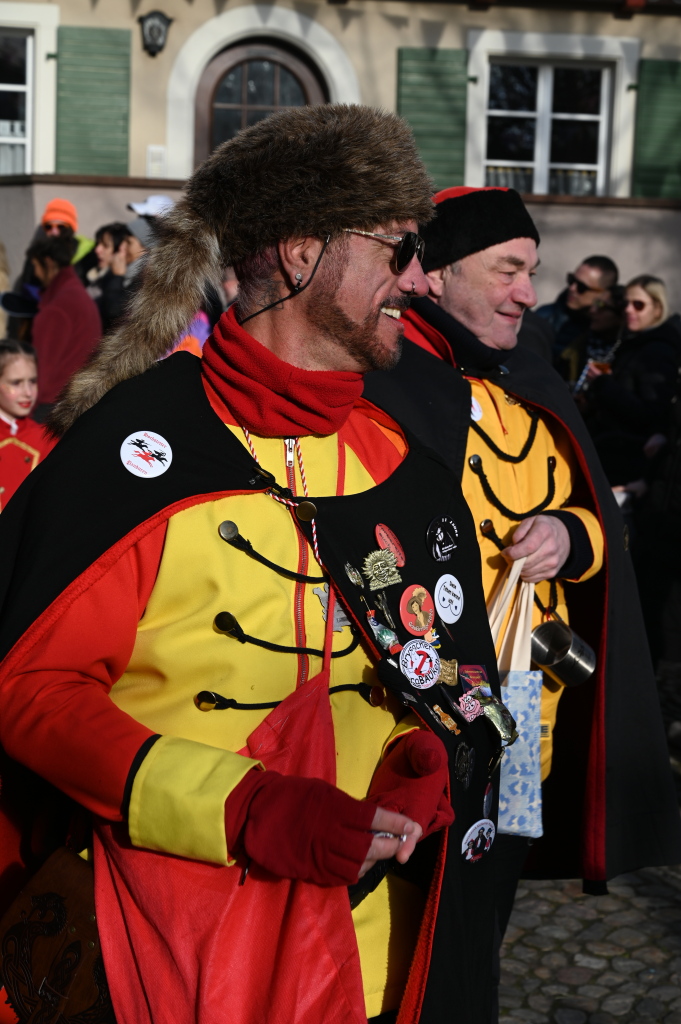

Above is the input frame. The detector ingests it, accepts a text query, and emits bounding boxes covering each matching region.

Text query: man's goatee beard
[307,301,404,372]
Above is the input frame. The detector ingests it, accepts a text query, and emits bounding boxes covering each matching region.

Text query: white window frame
[466,30,641,198]
[0,2,59,174]
[0,29,33,173]
[485,60,612,197]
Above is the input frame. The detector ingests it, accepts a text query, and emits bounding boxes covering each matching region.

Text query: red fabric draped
[202,308,364,437]
[95,666,367,1024]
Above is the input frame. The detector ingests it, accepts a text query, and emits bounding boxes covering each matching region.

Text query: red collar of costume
[402,307,455,365]
[202,306,364,437]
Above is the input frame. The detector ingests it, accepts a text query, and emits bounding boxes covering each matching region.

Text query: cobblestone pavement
[499,866,681,1023]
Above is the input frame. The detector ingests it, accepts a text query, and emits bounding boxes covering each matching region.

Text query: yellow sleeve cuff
[128,735,262,865]
[561,506,604,581]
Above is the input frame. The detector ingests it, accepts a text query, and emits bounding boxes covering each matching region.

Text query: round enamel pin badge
[399,639,441,690]
[120,430,172,478]
[426,516,459,563]
[399,584,435,637]
[434,574,464,625]
[462,819,495,862]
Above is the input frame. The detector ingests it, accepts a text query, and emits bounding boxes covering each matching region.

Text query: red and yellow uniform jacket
[0,310,504,1024]
[0,414,55,511]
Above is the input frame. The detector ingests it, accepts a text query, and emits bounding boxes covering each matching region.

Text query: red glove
[224,770,376,886]
[365,730,453,839]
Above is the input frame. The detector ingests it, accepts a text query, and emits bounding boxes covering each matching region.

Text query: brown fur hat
[49,104,434,436]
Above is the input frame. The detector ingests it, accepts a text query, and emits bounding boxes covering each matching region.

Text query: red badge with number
[375,523,406,567]
[399,584,435,636]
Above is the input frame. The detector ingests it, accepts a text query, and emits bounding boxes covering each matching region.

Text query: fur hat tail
[48,201,220,437]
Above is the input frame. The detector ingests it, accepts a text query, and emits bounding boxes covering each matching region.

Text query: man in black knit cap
[364,185,681,1018]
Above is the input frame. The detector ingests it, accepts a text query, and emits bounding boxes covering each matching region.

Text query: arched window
[195,42,327,166]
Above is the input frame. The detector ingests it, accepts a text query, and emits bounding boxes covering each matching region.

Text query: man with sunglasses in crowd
[536,254,619,369]
[364,184,681,1021]
[0,109,507,1024]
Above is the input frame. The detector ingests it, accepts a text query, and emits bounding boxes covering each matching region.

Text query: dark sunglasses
[625,299,647,312]
[345,229,425,273]
[567,272,605,295]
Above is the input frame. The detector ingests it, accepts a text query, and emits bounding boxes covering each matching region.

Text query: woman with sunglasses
[582,274,681,513]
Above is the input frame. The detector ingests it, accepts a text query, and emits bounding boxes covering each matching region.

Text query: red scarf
[202,307,363,437]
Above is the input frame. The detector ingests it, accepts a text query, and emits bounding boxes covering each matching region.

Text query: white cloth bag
[487,557,544,838]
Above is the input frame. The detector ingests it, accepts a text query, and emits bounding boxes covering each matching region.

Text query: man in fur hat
[0,110,507,1024]
[364,185,681,1017]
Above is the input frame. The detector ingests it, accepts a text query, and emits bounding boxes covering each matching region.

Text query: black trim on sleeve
[121,734,162,818]
[543,509,594,581]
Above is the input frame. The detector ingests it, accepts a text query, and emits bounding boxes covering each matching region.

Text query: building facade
[1,0,681,303]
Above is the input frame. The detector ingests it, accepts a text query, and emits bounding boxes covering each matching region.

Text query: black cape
[363,299,681,886]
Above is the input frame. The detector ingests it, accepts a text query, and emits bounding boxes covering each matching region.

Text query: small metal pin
[371,830,408,842]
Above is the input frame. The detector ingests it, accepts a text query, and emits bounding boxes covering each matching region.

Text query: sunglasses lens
[567,273,590,295]
[395,232,423,273]
[634,300,645,311]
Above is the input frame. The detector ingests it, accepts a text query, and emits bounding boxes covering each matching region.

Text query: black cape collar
[409,296,507,374]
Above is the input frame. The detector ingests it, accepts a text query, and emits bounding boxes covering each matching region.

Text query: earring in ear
[294,272,303,291]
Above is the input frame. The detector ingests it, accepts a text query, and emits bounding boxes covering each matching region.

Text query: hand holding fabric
[504,514,571,582]
[365,730,453,839]
[224,769,415,886]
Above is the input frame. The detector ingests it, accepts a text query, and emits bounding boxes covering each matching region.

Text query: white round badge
[120,430,173,478]
[435,574,464,625]
[399,638,441,690]
[470,397,483,422]
[461,819,495,862]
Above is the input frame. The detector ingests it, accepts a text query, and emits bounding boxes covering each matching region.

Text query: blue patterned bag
[487,559,544,838]
[498,669,544,838]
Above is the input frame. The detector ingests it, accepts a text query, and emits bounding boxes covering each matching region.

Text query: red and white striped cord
[241,427,322,567]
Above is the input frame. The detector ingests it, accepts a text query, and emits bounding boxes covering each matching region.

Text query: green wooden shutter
[632,59,681,199]
[56,27,131,175]
[397,48,468,191]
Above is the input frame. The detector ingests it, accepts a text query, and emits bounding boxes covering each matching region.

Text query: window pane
[246,61,275,106]
[552,68,601,115]
[0,142,25,174]
[246,108,274,128]
[280,67,305,107]
[0,35,27,86]
[549,168,597,197]
[489,64,537,112]
[215,66,242,105]
[487,116,535,161]
[0,92,25,137]
[212,107,243,148]
[550,119,599,164]
[486,166,534,192]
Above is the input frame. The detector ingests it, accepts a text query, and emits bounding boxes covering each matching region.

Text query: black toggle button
[480,519,494,536]
[548,456,556,470]
[218,520,239,542]
[295,500,317,522]
[194,691,219,712]
[214,611,241,637]
[469,454,482,471]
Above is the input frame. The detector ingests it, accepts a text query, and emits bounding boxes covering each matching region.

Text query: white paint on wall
[0,2,59,174]
[165,4,361,180]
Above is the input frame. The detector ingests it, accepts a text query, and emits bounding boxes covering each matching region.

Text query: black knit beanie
[421,186,540,273]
